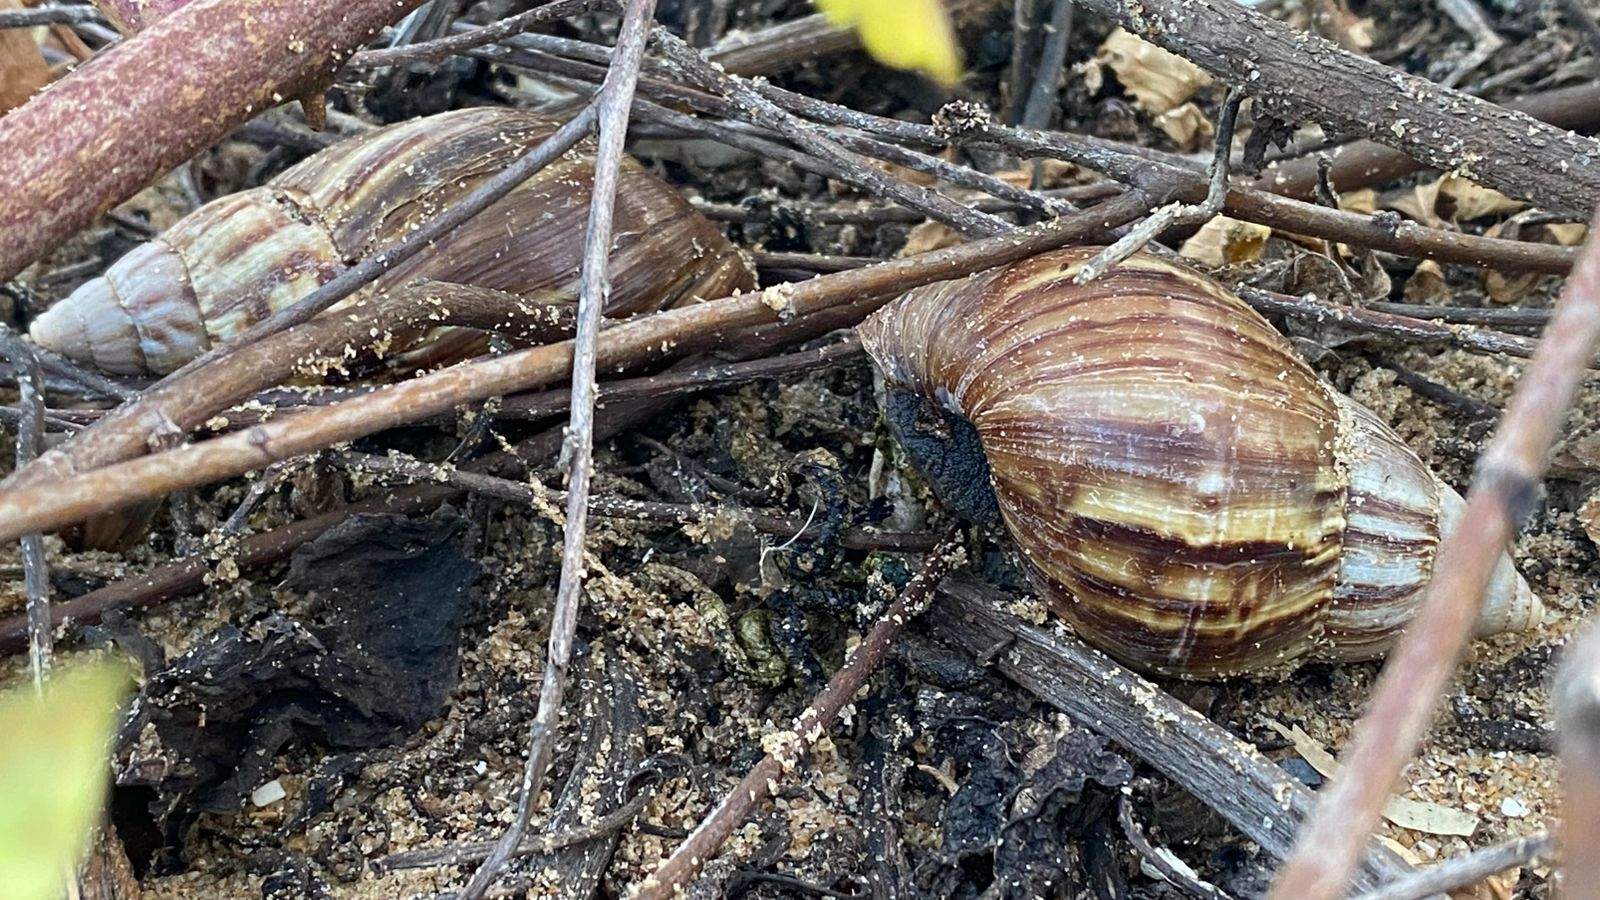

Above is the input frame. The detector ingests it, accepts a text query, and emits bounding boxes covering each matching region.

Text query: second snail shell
[859,247,1540,677]
[31,107,753,375]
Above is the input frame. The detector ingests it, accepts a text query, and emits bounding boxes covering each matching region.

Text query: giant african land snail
[30,106,755,375]
[859,247,1540,677]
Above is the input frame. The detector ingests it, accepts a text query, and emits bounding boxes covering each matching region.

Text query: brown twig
[925,575,1411,890]
[1269,204,1600,898]
[335,451,939,552]
[649,28,1008,239]
[347,0,594,69]
[1255,82,1600,200]
[0,329,50,684]
[1349,832,1555,900]
[0,193,1151,544]
[635,528,966,899]
[0,0,428,281]
[1067,0,1600,216]
[1074,90,1242,283]
[459,1,654,894]
[374,767,660,872]
[1555,622,1600,897]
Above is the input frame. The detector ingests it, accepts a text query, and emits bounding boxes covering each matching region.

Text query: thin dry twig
[635,528,967,899]
[1074,89,1242,283]
[1349,832,1554,900]
[335,450,939,552]
[1555,623,1600,896]
[347,0,594,69]
[1270,204,1600,898]
[374,767,662,872]
[649,28,1009,238]
[0,6,103,27]
[0,330,50,685]
[458,0,655,894]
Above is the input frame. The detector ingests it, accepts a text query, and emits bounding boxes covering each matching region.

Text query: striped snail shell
[31,107,754,375]
[859,247,1540,678]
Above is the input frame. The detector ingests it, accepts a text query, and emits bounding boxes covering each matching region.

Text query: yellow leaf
[0,661,133,900]
[815,0,963,87]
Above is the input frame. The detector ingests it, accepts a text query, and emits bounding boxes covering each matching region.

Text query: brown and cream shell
[859,247,1540,677]
[31,106,754,375]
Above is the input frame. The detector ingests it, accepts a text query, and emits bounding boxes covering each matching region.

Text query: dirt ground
[2,0,1598,897]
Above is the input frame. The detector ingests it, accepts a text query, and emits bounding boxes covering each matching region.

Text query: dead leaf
[1155,102,1213,151]
[1180,215,1271,266]
[1264,719,1479,837]
[0,1,50,115]
[1404,260,1450,303]
[1388,174,1526,228]
[1547,223,1587,246]
[1093,28,1211,115]
[899,220,962,256]
[1339,187,1379,216]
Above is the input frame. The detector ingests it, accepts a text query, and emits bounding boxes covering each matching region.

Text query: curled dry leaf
[0,1,50,115]
[1179,215,1272,266]
[1092,28,1211,115]
[1155,101,1213,151]
[1387,173,1527,228]
[1402,260,1450,303]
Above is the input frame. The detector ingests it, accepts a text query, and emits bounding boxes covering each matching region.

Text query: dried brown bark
[0,0,427,282]
[1072,0,1600,216]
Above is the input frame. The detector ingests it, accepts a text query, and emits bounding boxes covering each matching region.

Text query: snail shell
[859,247,1540,677]
[31,107,754,375]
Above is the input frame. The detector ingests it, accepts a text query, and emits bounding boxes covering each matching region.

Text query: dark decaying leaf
[116,510,478,859]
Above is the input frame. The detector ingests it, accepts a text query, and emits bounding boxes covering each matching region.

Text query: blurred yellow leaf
[0,661,132,900]
[815,0,963,86]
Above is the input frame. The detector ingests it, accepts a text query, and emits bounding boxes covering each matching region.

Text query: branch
[925,576,1412,891]
[0,193,1152,544]
[1068,0,1600,216]
[458,0,656,893]
[1269,201,1600,898]
[1555,623,1600,894]
[0,0,428,281]
[635,529,967,898]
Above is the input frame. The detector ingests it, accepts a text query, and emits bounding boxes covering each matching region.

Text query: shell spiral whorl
[31,107,755,375]
[859,247,1540,677]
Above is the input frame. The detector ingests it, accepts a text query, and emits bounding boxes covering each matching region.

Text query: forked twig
[635,528,966,898]
[1073,89,1242,283]
[1270,203,1600,898]
[458,0,656,895]
[348,0,595,69]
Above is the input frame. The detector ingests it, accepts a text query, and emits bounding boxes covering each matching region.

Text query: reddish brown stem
[0,0,428,281]
[1271,205,1600,898]
[1555,623,1600,897]
[635,528,966,899]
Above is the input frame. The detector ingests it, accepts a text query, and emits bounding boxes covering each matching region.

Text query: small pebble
[250,779,286,808]
[1501,797,1529,818]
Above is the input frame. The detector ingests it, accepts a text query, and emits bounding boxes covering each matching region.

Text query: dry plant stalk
[0,193,1154,544]
[1272,204,1600,898]
[0,0,429,281]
